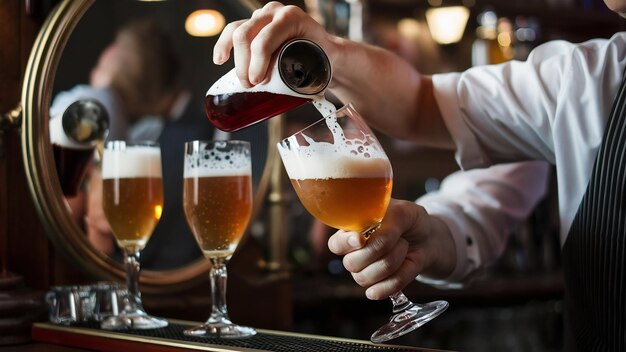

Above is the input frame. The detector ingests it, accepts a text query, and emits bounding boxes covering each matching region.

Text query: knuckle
[274,5,303,21]
[378,256,395,273]
[223,21,241,34]
[386,276,405,293]
[351,272,370,287]
[342,255,358,273]
[250,39,270,56]
[368,235,391,254]
[264,1,284,11]
[232,26,253,45]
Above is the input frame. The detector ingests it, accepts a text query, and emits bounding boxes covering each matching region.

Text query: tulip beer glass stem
[182,140,255,338]
[183,257,255,338]
[123,251,144,315]
[277,103,449,343]
[101,249,168,330]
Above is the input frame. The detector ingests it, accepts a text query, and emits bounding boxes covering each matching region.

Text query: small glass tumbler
[91,282,126,322]
[46,285,95,325]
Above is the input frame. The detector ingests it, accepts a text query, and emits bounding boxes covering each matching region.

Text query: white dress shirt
[416,161,550,284]
[426,33,626,283]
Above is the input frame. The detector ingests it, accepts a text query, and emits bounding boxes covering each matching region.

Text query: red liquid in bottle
[205,91,310,132]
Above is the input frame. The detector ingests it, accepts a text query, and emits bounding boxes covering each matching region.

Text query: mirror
[22,0,278,293]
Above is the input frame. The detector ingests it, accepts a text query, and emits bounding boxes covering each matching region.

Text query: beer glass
[101,141,167,330]
[277,104,449,343]
[182,140,256,338]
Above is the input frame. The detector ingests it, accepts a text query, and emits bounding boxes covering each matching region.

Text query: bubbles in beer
[184,143,251,178]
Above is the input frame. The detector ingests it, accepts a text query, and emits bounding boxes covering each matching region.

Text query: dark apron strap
[561,68,626,351]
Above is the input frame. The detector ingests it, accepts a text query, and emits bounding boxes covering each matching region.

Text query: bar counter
[0,320,453,352]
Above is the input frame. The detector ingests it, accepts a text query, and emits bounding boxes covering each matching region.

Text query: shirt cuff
[415,199,481,288]
[431,73,491,170]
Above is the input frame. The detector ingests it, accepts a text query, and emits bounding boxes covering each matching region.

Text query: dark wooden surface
[0,343,90,352]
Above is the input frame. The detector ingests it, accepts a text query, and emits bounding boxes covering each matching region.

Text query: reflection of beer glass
[101,141,167,330]
[277,104,448,343]
[182,140,256,338]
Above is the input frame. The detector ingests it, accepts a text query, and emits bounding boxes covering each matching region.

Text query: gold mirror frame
[21,0,280,294]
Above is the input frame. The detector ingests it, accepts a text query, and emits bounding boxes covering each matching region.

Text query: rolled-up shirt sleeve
[431,33,626,240]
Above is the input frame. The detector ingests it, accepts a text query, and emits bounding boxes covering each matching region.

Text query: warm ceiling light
[185,9,226,37]
[425,6,470,45]
[398,18,422,40]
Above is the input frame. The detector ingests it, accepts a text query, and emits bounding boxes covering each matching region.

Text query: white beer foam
[208,66,319,99]
[102,146,162,179]
[49,115,91,150]
[184,150,251,178]
[278,137,390,180]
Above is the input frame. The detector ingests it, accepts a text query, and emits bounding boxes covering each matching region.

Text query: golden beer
[103,177,163,251]
[290,177,392,232]
[183,175,252,258]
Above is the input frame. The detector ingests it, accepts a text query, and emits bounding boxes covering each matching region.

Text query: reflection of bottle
[205,39,332,132]
[50,99,109,196]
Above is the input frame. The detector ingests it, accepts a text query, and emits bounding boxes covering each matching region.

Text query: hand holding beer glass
[182,140,256,338]
[277,104,449,343]
[101,141,167,330]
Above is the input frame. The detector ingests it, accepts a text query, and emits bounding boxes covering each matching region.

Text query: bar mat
[32,321,438,352]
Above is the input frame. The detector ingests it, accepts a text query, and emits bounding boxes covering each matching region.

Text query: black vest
[561,70,626,351]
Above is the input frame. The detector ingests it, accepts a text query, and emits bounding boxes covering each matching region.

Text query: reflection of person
[213,2,626,349]
[52,19,212,269]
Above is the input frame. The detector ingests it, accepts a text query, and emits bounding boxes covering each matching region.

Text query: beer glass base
[370,300,449,343]
[183,323,257,338]
[100,313,168,330]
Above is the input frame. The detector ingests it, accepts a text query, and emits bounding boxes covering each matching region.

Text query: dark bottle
[50,99,109,196]
[205,39,332,132]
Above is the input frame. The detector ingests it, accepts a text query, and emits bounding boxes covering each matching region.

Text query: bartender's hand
[213,1,340,88]
[327,199,457,300]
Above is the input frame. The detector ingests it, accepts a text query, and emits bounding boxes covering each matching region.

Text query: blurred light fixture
[398,18,422,40]
[185,9,225,37]
[425,6,470,45]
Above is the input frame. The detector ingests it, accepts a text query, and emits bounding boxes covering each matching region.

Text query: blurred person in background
[53,19,212,269]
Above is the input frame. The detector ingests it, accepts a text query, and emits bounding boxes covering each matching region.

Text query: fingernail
[365,287,376,299]
[348,235,361,248]
[213,54,224,64]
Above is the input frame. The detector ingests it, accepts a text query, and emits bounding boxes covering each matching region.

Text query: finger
[248,6,306,84]
[328,230,365,255]
[213,20,246,65]
[387,199,434,247]
[364,260,420,300]
[350,238,409,287]
[341,231,396,273]
[232,15,278,87]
